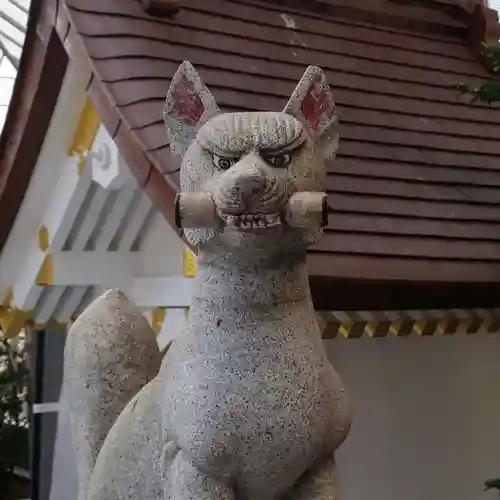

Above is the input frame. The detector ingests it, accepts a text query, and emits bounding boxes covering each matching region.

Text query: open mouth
[220,213,282,230]
[175,192,327,231]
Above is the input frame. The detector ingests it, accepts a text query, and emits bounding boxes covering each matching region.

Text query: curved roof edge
[0,0,68,253]
[0,0,41,156]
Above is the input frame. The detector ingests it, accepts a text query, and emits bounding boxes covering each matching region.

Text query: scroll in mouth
[220,212,282,231]
[175,192,327,231]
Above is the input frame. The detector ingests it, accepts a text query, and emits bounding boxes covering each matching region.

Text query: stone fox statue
[63,62,351,500]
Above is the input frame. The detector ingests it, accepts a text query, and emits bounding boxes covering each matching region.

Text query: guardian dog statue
[64,61,351,500]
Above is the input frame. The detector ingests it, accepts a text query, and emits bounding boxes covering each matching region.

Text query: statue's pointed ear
[283,66,338,159]
[164,61,220,158]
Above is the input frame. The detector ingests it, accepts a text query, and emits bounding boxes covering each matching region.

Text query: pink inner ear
[301,74,335,133]
[170,73,205,126]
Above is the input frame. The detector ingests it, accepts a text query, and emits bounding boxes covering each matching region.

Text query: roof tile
[63,0,500,284]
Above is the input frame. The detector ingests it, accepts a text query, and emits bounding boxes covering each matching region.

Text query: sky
[0,0,30,133]
[491,1,500,13]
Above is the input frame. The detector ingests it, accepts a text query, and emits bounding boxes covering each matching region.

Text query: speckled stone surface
[160,62,351,500]
[63,289,161,500]
[67,62,351,500]
[86,377,164,500]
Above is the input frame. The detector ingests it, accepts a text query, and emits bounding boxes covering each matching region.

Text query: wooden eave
[0,0,68,255]
[4,0,500,310]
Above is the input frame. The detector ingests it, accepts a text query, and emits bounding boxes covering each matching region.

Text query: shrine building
[1,1,500,500]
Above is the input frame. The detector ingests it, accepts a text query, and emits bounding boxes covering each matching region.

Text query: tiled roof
[60,0,500,286]
[4,0,500,309]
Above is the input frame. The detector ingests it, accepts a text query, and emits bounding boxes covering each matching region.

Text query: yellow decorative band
[319,309,500,339]
[183,248,198,278]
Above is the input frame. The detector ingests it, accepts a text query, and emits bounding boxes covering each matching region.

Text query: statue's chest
[163,337,349,485]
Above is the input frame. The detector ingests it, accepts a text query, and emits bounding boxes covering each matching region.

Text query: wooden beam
[53,287,88,324]
[13,163,93,310]
[0,29,68,259]
[0,59,87,302]
[132,277,194,308]
[8,99,100,312]
[35,252,140,288]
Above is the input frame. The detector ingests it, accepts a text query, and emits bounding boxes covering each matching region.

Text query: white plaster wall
[329,333,500,500]
[50,333,500,500]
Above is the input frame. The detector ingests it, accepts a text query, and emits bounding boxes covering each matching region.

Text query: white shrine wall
[49,332,500,500]
[330,333,500,500]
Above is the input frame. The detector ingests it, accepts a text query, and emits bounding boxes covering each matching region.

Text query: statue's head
[164,62,338,258]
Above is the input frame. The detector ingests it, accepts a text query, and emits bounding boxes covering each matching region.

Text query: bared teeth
[222,213,282,230]
[225,215,238,226]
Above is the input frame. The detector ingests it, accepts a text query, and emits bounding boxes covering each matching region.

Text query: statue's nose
[230,169,265,197]
[216,155,267,213]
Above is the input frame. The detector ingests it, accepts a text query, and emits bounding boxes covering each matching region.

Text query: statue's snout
[214,154,268,214]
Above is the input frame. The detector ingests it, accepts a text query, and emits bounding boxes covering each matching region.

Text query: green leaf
[484,478,500,491]
[0,334,29,487]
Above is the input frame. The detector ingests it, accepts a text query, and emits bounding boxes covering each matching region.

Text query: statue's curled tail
[63,289,161,500]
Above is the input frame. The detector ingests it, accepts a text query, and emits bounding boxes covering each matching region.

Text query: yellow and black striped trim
[3,304,499,340]
[318,309,500,339]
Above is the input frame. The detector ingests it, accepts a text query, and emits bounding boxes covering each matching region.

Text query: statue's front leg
[287,455,340,500]
[165,450,235,500]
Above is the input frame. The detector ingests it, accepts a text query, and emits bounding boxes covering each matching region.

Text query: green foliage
[482,44,500,75]
[456,43,500,499]
[455,81,500,104]
[0,334,29,497]
[485,478,500,494]
[456,44,500,104]
[462,48,500,488]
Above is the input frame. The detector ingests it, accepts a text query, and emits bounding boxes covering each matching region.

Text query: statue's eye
[213,155,239,170]
[264,153,292,168]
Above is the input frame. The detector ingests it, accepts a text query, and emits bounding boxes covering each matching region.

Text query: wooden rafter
[0,0,28,68]
[0,36,18,69]
[7,0,29,16]
[0,27,22,49]
[0,8,26,35]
